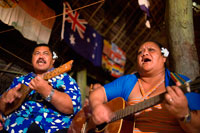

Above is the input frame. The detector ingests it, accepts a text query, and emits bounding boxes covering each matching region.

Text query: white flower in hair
[161,47,169,57]
[53,51,58,59]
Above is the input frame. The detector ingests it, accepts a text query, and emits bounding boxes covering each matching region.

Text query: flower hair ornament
[53,51,58,59]
[161,47,169,57]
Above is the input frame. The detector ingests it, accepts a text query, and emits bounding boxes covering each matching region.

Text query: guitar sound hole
[96,123,107,131]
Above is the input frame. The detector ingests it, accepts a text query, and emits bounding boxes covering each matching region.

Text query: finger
[15,91,22,98]
[28,82,33,89]
[35,76,43,83]
[92,114,101,125]
[108,112,115,123]
[172,86,184,97]
[166,86,178,100]
[175,81,181,87]
[29,80,35,89]
[104,113,112,123]
[34,76,39,82]
[37,75,43,80]
[14,84,22,92]
[8,91,22,103]
[7,96,15,103]
[165,93,174,104]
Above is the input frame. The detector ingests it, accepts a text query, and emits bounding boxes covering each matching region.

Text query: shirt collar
[31,67,55,78]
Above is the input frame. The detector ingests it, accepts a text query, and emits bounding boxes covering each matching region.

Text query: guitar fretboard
[43,60,73,80]
[110,93,165,122]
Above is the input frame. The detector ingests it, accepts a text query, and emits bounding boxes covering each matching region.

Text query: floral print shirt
[3,71,82,133]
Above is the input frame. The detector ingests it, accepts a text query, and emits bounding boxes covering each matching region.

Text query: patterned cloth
[3,70,82,133]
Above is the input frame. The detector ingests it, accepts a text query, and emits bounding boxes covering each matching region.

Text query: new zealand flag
[61,2,103,66]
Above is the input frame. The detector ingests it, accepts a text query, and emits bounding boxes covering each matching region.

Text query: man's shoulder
[18,72,33,78]
[13,72,34,83]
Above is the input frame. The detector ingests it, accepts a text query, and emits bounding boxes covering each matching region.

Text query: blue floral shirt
[3,71,82,133]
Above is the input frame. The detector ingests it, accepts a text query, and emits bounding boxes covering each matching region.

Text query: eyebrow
[34,50,50,54]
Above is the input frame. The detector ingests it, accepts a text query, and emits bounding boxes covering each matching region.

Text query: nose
[142,49,149,56]
[37,53,45,59]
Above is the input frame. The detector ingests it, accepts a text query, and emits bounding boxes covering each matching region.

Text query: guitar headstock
[43,60,73,80]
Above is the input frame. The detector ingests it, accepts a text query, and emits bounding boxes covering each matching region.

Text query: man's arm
[29,76,75,114]
[49,89,74,114]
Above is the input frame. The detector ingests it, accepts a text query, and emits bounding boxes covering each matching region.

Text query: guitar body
[68,97,134,133]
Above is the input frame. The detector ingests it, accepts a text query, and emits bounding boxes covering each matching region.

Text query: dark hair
[137,40,165,54]
[150,41,164,49]
[32,43,53,55]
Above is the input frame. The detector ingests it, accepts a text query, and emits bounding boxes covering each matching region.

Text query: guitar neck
[43,60,73,80]
[110,93,165,122]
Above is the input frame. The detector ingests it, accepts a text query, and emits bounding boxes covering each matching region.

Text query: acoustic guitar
[2,60,73,116]
[68,77,200,133]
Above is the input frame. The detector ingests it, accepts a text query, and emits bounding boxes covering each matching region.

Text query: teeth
[38,62,44,65]
[37,59,46,64]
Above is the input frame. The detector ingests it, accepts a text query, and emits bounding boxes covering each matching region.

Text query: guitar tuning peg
[185,82,191,93]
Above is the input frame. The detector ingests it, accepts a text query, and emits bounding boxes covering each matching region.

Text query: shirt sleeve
[104,74,138,101]
[58,73,82,115]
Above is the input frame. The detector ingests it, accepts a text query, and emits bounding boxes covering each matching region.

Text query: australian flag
[61,2,103,66]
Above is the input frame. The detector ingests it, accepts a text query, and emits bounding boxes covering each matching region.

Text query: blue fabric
[104,73,139,101]
[3,70,82,133]
[185,92,200,110]
[104,68,200,110]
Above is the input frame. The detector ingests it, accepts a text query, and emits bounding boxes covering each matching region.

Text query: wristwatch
[45,89,55,102]
[180,110,191,123]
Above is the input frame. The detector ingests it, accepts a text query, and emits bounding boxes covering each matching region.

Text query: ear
[51,59,55,66]
[162,56,167,63]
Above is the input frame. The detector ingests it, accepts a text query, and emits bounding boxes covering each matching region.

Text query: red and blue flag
[61,2,103,66]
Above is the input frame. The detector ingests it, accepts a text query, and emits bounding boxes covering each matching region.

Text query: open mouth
[36,58,46,64]
[143,58,151,63]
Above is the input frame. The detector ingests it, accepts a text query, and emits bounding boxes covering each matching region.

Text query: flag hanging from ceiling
[102,40,126,78]
[0,0,55,44]
[61,2,103,66]
[138,0,151,28]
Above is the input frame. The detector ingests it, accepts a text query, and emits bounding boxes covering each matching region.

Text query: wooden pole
[166,0,199,79]
[88,1,104,22]
[77,69,87,105]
